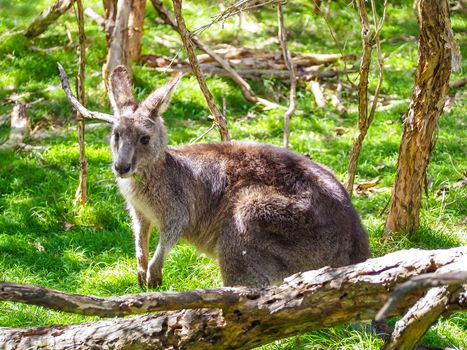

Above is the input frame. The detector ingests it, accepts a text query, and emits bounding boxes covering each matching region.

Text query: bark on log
[0,248,465,349]
[385,0,455,234]
[383,287,451,350]
[24,0,75,38]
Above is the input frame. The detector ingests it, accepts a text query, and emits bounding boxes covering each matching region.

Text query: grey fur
[108,66,370,288]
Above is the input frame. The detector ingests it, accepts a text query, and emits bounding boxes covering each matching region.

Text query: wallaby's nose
[115,163,132,176]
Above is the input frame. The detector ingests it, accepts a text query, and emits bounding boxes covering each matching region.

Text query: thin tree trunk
[0,248,465,349]
[172,0,230,141]
[74,0,87,206]
[277,1,297,149]
[345,0,387,196]
[128,0,147,61]
[385,0,455,234]
[103,0,132,83]
[24,0,75,38]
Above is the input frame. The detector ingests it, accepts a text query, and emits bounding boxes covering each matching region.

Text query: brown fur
[108,67,370,288]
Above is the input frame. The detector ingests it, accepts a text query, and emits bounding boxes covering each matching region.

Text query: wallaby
[105,66,369,288]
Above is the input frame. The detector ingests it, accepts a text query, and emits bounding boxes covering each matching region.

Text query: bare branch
[383,287,452,350]
[277,1,297,149]
[24,0,75,38]
[57,63,115,123]
[376,270,467,321]
[171,0,230,141]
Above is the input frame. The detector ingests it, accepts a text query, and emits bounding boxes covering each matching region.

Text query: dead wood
[84,8,105,29]
[24,0,75,38]
[57,63,115,123]
[172,0,230,141]
[277,1,297,149]
[139,49,355,81]
[0,104,31,151]
[0,248,465,349]
[150,0,258,104]
[309,80,326,107]
[450,76,467,89]
[383,287,452,350]
[74,0,87,206]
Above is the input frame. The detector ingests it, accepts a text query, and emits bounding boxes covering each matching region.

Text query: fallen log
[0,247,465,349]
[140,52,356,80]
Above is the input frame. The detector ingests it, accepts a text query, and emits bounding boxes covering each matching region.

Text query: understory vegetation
[0,0,465,348]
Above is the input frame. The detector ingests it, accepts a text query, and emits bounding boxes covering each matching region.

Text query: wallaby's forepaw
[146,271,162,288]
[138,270,147,289]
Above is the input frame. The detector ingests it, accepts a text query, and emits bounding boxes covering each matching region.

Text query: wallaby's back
[171,141,370,286]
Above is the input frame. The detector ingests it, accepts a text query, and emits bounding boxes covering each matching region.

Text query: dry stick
[277,1,297,149]
[84,7,105,29]
[309,80,326,108]
[73,0,87,206]
[375,271,467,321]
[150,0,258,104]
[57,63,115,123]
[345,0,388,196]
[172,0,230,141]
[23,0,75,38]
[383,287,452,350]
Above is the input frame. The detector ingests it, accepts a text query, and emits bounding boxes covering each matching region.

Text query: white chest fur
[117,177,159,226]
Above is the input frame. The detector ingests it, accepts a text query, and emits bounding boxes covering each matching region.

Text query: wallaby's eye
[114,131,120,142]
[140,135,150,145]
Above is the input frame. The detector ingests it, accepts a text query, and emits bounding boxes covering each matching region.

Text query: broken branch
[57,63,115,123]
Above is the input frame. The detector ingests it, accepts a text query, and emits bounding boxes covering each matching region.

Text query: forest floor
[0,0,466,349]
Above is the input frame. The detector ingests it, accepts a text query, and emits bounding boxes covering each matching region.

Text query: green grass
[0,0,466,349]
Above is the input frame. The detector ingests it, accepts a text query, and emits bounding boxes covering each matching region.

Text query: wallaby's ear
[108,65,137,115]
[138,73,182,119]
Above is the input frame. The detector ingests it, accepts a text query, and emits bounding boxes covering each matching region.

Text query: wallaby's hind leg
[129,208,151,288]
[218,223,288,287]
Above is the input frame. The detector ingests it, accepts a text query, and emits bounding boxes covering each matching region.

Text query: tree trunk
[74,0,87,206]
[385,0,455,234]
[128,0,146,61]
[24,0,75,38]
[0,248,465,349]
[103,0,132,82]
[102,0,117,46]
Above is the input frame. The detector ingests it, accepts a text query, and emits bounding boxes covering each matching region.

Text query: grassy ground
[0,0,466,348]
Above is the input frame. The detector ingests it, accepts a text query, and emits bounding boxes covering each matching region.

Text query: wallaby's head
[108,66,181,178]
